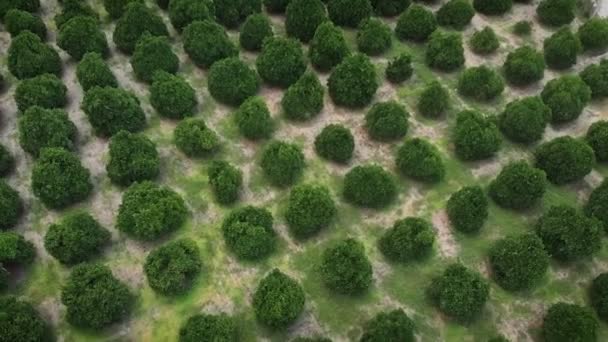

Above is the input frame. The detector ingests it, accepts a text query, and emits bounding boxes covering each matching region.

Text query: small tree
[453,110,501,161]
[327,0,372,28]
[586,121,608,162]
[168,0,214,32]
[379,217,435,262]
[360,309,415,341]
[489,161,546,210]
[0,296,52,342]
[357,18,392,56]
[447,186,488,234]
[260,141,305,187]
[585,179,608,232]
[0,145,15,177]
[112,2,168,54]
[0,181,21,231]
[417,81,449,118]
[174,118,220,157]
[76,52,118,91]
[343,164,397,209]
[183,20,238,69]
[144,238,201,295]
[208,57,260,106]
[44,211,110,265]
[590,272,608,321]
[457,66,504,101]
[234,97,274,140]
[537,0,576,27]
[150,71,196,119]
[285,0,326,43]
[214,0,261,28]
[222,206,276,260]
[179,313,238,342]
[426,31,465,72]
[386,53,413,83]
[107,131,159,186]
[503,46,545,86]
[469,27,499,54]
[54,0,98,30]
[103,0,142,20]
[395,4,437,42]
[541,75,591,123]
[309,21,350,72]
[0,0,40,18]
[544,27,580,70]
[18,107,76,157]
[473,0,512,15]
[396,138,445,183]
[58,16,108,61]
[314,124,354,164]
[131,34,178,83]
[8,31,61,79]
[208,160,242,205]
[253,269,305,329]
[328,54,378,108]
[15,73,67,112]
[578,18,608,52]
[498,96,551,144]
[263,0,289,13]
[256,37,307,88]
[370,0,410,16]
[4,9,46,39]
[542,303,598,342]
[282,72,324,121]
[535,136,595,184]
[0,232,35,265]
[117,181,188,240]
[286,184,336,240]
[82,86,146,137]
[513,20,532,36]
[321,238,373,295]
[240,13,273,51]
[580,59,608,99]
[365,101,409,142]
[437,0,475,30]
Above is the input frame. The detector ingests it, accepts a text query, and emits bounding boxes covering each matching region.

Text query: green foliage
[503,46,545,86]
[282,72,324,121]
[0,145,14,177]
[365,101,409,141]
[58,15,108,61]
[427,263,489,323]
[457,66,504,101]
[107,131,159,186]
[0,0,40,18]
[327,0,372,27]
[379,217,435,262]
[8,31,61,80]
[417,81,449,118]
[343,164,397,208]
[536,205,601,261]
[0,296,52,342]
[44,211,110,265]
[61,263,134,329]
[144,238,201,295]
[498,96,552,144]
[253,269,305,329]
[3,9,46,39]
[208,57,260,106]
[541,75,591,123]
[489,233,549,291]
[222,206,276,260]
[103,0,142,20]
[453,110,501,161]
[286,184,336,239]
[535,136,595,184]
[360,309,415,342]
[370,0,410,16]
[537,0,576,27]
[179,314,238,342]
[357,18,392,56]
[208,160,242,205]
[426,30,464,72]
[54,0,98,30]
[285,0,326,42]
[437,0,475,30]
[264,0,290,13]
[150,71,196,119]
[183,20,238,69]
[586,121,608,162]
[168,0,214,32]
[131,34,178,83]
[257,37,306,88]
[240,13,273,51]
[544,27,580,70]
[174,118,220,157]
[309,21,350,72]
[489,161,546,210]
[580,59,608,99]
[0,181,20,231]
[15,73,67,112]
[473,0,512,15]
[385,53,413,83]
[469,27,499,54]
[117,181,188,240]
[260,141,305,187]
[31,148,91,209]
[396,138,444,183]
[447,186,488,234]
[585,179,608,232]
[112,2,168,54]
[513,20,532,36]
[76,52,118,91]
[81,86,146,137]
[321,238,373,295]
[234,96,274,140]
[542,303,598,342]
[0,232,35,265]
[328,53,378,108]
[18,107,76,157]
[578,18,608,52]
[590,273,608,321]
[314,124,354,164]
[214,0,261,28]
[395,4,437,42]
[292,337,332,342]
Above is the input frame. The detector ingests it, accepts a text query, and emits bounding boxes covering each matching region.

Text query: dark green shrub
[8,31,61,79]
[343,164,397,208]
[396,138,444,183]
[513,20,532,36]
[291,337,332,342]
[15,73,67,112]
[208,57,260,106]
[379,217,435,262]
[417,81,449,118]
[44,211,110,265]
[578,18,608,52]
[426,31,465,72]
[3,9,46,39]
[580,59,608,99]
[0,181,22,231]
[150,71,196,119]
[457,66,504,101]
[54,0,98,30]
[0,232,35,265]
[76,52,118,91]
[0,0,40,18]
[537,0,576,27]
[234,97,274,140]
[257,37,306,88]
[357,18,392,56]
[260,141,305,187]
[208,160,242,205]
[469,27,499,54]
[328,54,378,108]
[437,0,475,30]
[447,186,488,234]
[222,206,276,260]
[58,16,108,61]
[285,184,336,239]
[0,296,52,342]
[453,110,501,161]
[282,72,324,121]
[360,309,414,342]
[117,181,188,240]
[174,118,220,157]
[103,0,142,20]
[309,21,350,72]
[473,0,512,15]
[264,0,290,13]
[542,303,598,342]
[585,179,608,232]
[498,96,552,144]
[314,124,354,164]
[365,101,409,141]
[586,121,608,162]
[541,75,591,123]
[370,0,410,16]
[503,46,545,86]
[0,145,14,177]
[535,136,595,184]
[385,53,413,83]
[112,2,168,54]
[427,263,489,323]
[179,314,238,342]
[327,0,372,28]
[107,130,159,186]
[81,86,146,137]
[168,0,214,32]
[183,20,238,69]
[285,0,326,42]
[144,238,201,295]
[214,0,261,28]
[240,13,273,51]
[61,263,134,329]
[131,34,178,83]
[321,238,372,295]
[536,205,601,261]
[156,0,169,9]
[544,27,580,70]
[253,269,305,329]
[31,148,92,209]
[590,272,608,321]
[489,161,546,210]
[395,4,437,42]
